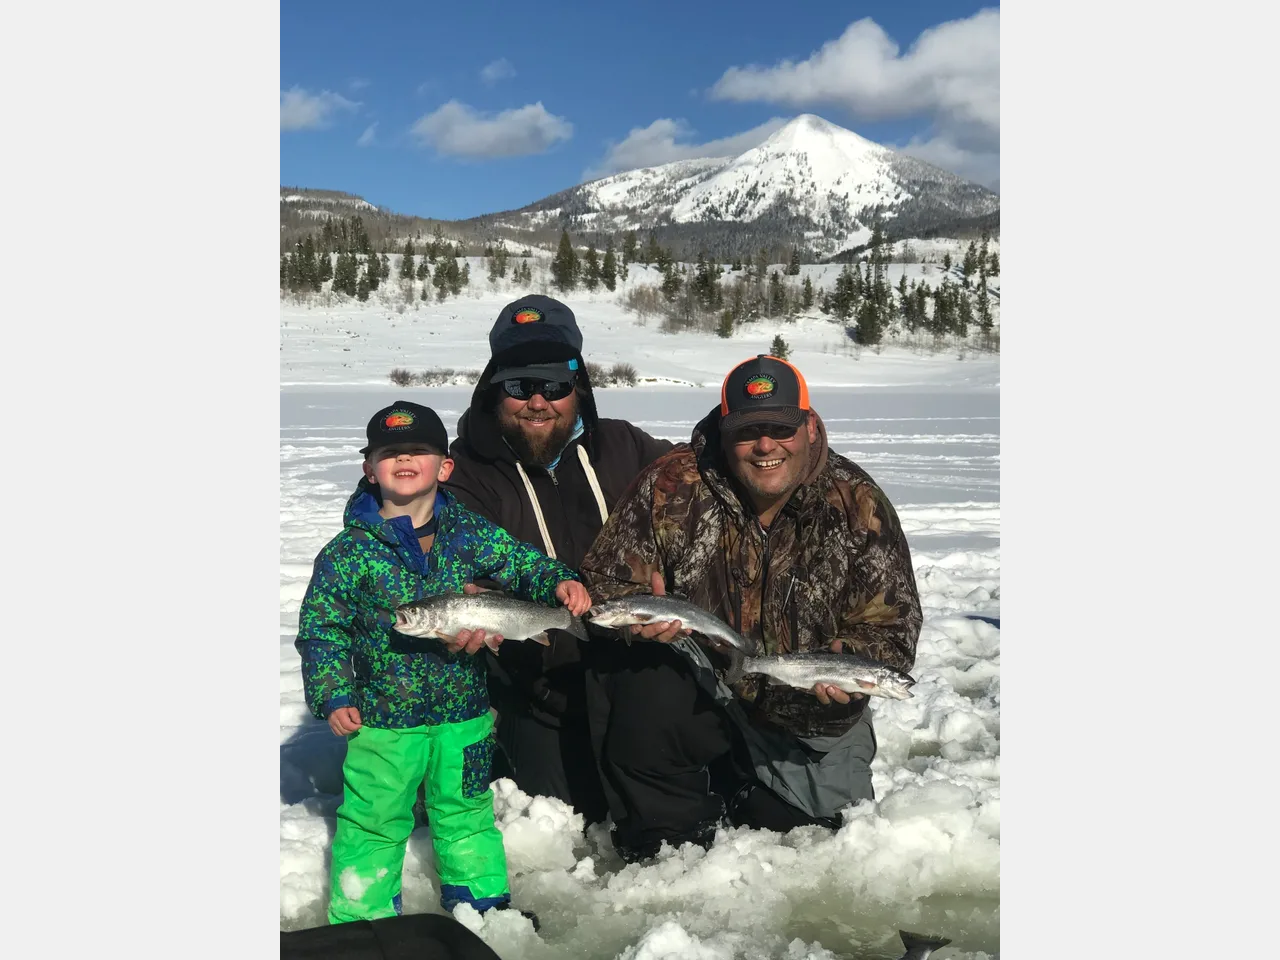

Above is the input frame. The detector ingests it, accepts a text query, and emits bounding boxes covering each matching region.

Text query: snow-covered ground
[279,285,1000,958]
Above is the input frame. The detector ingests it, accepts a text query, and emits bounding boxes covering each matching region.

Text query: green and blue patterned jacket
[296,481,577,728]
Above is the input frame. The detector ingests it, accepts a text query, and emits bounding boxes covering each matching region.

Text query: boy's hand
[442,629,500,655]
[555,580,593,617]
[328,706,362,736]
[443,583,502,654]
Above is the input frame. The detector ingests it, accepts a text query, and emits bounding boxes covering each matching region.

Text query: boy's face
[362,443,454,501]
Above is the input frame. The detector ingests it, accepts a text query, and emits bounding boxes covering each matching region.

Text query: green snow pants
[327,712,509,924]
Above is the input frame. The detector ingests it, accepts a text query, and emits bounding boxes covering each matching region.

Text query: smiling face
[363,443,453,504]
[721,411,818,517]
[495,387,579,467]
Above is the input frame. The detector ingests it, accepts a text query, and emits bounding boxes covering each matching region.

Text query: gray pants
[671,636,878,822]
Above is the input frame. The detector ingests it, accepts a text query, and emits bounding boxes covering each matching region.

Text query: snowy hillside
[492,115,998,256]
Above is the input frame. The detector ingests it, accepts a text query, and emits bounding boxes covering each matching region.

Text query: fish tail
[899,929,952,958]
[563,615,589,642]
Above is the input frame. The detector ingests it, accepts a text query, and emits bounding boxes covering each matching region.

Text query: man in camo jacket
[580,355,922,862]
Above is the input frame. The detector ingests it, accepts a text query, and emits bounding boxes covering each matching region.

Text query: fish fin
[899,930,952,956]
[563,616,590,643]
[531,631,552,646]
[483,635,503,653]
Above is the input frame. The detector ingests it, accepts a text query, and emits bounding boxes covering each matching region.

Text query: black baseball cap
[360,401,449,456]
[719,355,811,433]
[487,295,584,383]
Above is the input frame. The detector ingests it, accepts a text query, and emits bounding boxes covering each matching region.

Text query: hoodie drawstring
[515,461,557,560]
[514,446,610,562]
[576,445,609,526]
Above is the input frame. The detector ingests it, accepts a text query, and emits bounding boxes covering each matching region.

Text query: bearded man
[443,295,673,823]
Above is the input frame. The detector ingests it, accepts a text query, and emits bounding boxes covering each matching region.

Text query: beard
[497,401,579,468]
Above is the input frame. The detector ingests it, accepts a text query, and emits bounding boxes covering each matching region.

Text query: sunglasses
[729,423,800,444]
[501,377,576,402]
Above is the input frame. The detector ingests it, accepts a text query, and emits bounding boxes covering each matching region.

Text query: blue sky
[281,1,999,220]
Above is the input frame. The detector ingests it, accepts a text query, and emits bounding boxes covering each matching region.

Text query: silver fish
[898,930,951,960]
[393,592,587,649]
[726,651,916,699]
[586,595,757,654]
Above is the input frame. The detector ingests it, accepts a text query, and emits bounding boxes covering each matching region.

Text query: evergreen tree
[801,276,814,311]
[356,268,371,301]
[601,241,618,292]
[692,252,715,309]
[942,251,953,273]
[731,254,742,272]
[301,237,320,291]
[855,297,881,345]
[551,229,579,292]
[583,244,601,292]
[770,334,790,360]
[962,241,978,285]
[660,263,681,302]
[988,251,1000,277]
[786,248,801,276]
[622,231,637,267]
[977,282,993,333]
[399,240,416,280]
[717,309,734,338]
[317,251,333,285]
[957,289,973,338]
[643,233,661,266]
[766,271,786,318]
[416,258,430,282]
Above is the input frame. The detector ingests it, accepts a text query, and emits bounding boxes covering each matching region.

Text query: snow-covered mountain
[479,114,998,258]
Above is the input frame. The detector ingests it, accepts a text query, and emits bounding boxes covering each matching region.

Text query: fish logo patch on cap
[745,375,776,397]
[384,411,415,429]
[512,308,544,324]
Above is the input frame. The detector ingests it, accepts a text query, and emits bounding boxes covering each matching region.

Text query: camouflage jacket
[296,483,577,729]
[580,406,922,739]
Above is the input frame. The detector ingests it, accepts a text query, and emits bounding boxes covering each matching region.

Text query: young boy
[296,399,591,927]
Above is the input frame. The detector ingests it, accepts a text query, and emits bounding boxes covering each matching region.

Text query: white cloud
[280,86,360,131]
[709,8,999,169]
[356,123,377,148]
[899,134,999,191]
[480,58,516,84]
[586,117,789,178]
[410,100,572,158]
[348,77,371,91]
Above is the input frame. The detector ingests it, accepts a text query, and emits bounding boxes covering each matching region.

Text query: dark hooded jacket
[444,354,675,726]
[579,405,922,739]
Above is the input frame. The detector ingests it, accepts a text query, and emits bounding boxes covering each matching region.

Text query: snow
[671,116,903,225]
[279,280,999,957]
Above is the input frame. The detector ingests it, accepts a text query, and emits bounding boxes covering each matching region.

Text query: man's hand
[812,638,866,705]
[629,570,693,644]
[555,580,593,617]
[328,706,363,736]
[440,583,502,654]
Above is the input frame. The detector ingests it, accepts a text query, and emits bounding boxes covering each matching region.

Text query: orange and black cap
[719,355,810,433]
